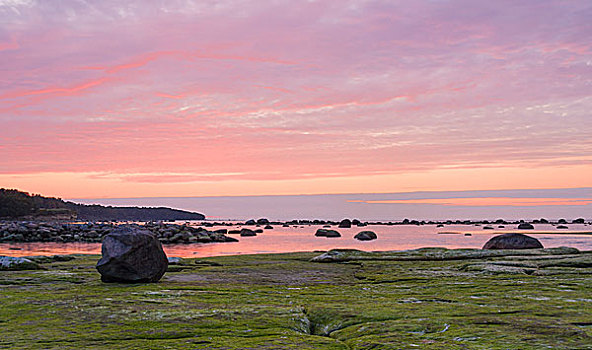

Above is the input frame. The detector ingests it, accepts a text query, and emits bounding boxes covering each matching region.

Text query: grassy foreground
[1,248,591,349]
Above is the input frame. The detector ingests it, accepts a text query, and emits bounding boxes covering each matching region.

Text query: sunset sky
[1,0,591,198]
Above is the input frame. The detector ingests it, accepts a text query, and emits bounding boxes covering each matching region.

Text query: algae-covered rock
[96,227,168,283]
[0,256,42,270]
[26,255,76,264]
[483,233,543,250]
[310,247,580,263]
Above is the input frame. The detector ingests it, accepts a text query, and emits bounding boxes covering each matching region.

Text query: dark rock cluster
[0,221,237,244]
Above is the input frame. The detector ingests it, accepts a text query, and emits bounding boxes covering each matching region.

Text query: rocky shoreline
[0,221,237,244]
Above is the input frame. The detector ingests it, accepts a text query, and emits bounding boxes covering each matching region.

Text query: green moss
[0,249,591,349]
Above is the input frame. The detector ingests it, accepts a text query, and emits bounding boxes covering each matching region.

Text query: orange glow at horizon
[349,197,592,206]
[1,164,591,199]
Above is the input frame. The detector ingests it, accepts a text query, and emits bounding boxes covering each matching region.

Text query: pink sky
[1,0,591,198]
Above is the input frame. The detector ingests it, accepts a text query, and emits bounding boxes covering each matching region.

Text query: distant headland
[0,188,205,221]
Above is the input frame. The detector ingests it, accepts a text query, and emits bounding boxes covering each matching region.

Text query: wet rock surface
[96,227,168,283]
[482,233,543,250]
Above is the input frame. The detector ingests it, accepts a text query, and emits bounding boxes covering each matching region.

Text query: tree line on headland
[0,188,205,221]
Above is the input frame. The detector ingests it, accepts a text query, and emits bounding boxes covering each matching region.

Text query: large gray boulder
[96,227,168,283]
[482,233,543,250]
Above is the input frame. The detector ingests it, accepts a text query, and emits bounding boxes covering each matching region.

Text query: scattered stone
[557,225,569,229]
[354,231,377,241]
[483,226,494,230]
[264,225,273,229]
[0,256,42,270]
[96,227,168,283]
[517,223,534,230]
[482,233,543,250]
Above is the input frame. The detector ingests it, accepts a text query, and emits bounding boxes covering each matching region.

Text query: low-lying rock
[96,227,168,283]
[517,223,534,230]
[482,233,543,250]
[310,247,578,263]
[0,256,42,270]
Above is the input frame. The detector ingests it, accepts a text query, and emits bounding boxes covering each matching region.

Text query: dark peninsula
[0,188,205,221]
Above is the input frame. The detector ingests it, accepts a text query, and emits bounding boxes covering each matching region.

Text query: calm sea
[70,188,592,221]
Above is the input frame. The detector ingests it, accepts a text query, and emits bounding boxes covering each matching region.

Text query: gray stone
[96,227,168,283]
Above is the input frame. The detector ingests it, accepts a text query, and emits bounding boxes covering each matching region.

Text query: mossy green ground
[1,249,591,349]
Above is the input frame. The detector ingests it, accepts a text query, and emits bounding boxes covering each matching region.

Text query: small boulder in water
[517,223,534,230]
[96,227,168,283]
[240,228,257,237]
[482,233,543,250]
[354,231,377,241]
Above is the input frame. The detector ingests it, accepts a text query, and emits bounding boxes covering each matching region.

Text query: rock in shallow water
[96,227,168,283]
[482,233,543,250]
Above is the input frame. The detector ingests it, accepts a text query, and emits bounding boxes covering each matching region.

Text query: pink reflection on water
[1,225,591,258]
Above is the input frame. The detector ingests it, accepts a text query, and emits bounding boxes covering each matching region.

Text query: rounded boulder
[482,233,543,250]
